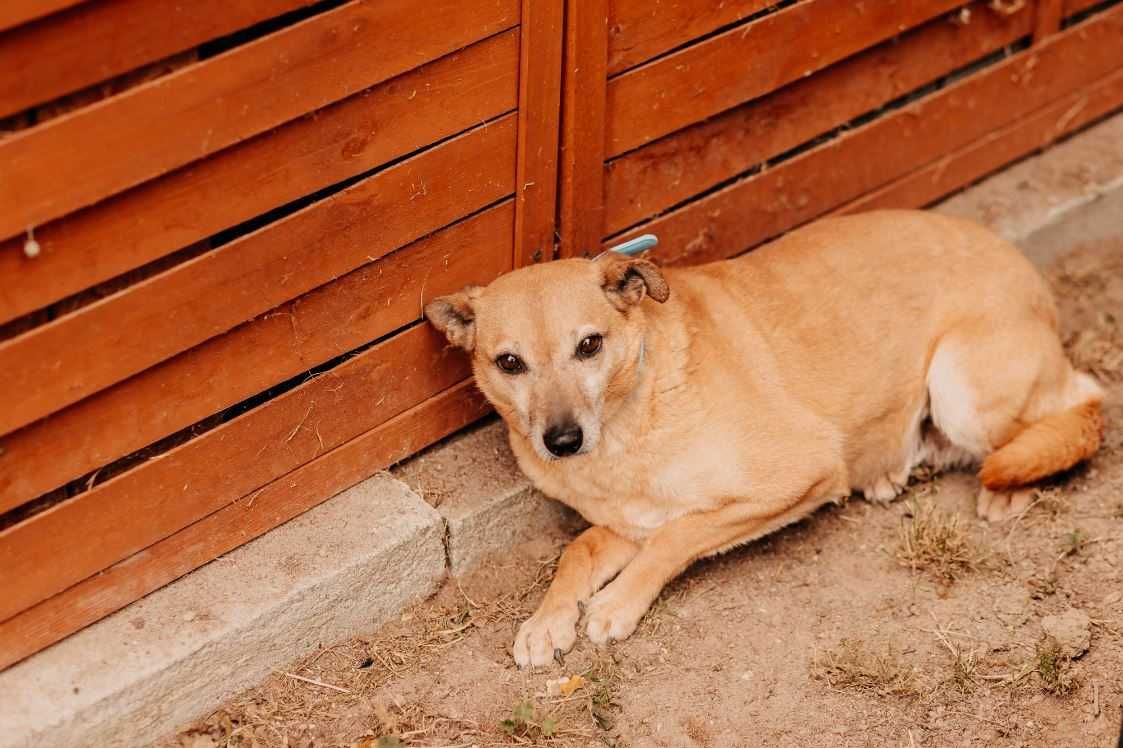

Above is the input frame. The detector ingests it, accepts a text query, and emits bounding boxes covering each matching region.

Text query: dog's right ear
[425,286,481,351]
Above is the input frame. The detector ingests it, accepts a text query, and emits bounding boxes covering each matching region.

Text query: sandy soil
[166,239,1123,748]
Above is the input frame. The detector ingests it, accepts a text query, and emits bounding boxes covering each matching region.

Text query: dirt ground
[166,238,1123,748]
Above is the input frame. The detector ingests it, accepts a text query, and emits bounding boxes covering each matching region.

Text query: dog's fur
[426,210,1103,668]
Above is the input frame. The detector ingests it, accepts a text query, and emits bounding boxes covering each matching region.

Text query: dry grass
[895,499,980,584]
[811,639,919,698]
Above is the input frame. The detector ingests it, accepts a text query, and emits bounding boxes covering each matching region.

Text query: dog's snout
[543,421,583,457]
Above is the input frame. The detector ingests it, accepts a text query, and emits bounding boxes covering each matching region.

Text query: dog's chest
[522,443,740,541]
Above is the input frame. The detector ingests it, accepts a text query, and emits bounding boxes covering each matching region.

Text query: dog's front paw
[513,604,579,668]
[584,585,647,646]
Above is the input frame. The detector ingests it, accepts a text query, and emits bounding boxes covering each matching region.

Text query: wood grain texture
[835,67,1123,215]
[0,0,316,117]
[0,202,513,514]
[0,116,516,437]
[0,323,472,623]
[0,381,490,671]
[0,30,519,326]
[0,0,85,32]
[606,3,1123,266]
[607,0,774,75]
[606,0,968,157]
[604,3,1033,234]
[0,0,519,241]
[513,0,564,266]
[558,0,609,258]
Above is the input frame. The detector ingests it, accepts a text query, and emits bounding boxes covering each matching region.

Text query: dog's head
[426,254,669,461]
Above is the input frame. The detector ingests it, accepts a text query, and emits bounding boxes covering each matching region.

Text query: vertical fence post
[513,0,565,267]
[557,0,609,258]
[1033,0,1065,41]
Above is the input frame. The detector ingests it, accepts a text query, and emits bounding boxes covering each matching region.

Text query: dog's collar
[592,234,658,261]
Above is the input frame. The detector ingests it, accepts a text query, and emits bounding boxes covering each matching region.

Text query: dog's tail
[980,399,1103,490]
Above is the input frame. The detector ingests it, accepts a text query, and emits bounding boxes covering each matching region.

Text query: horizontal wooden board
[0,322,472,623]
[0,0,317,117]
[0,202,513,514]
[0,29,519,326]
[0,0,85,33]
[0,115,516,437]
[606,0,967,157]
[0,0,519,240]
[608,3,1123,266]
[835,67,1123,215]
[1065,0,1109,15]
[604,4,1033,234]
[0,380,490,671]
[607,0,774,75]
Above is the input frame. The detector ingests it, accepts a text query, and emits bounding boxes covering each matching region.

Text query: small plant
[811,639,918,698]
[584,653,623,731]
[1060,528,1088,558]
[1035,638,1079,695]
[947,644,979,694]
[501,699,557,740]
[896,499,978,584]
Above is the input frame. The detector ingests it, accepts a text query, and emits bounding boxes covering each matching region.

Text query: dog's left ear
[600,256,670,310]
[425,286,482,351]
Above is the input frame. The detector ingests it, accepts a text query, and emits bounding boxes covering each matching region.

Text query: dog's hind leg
[514,526,638,668]
[927,320,1103,522]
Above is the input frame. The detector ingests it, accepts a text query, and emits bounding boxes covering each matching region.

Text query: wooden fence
[1,0,1121,670]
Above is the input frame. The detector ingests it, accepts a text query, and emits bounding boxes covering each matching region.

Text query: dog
[425,209,1103,668]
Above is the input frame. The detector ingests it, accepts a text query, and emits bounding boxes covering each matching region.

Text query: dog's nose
[543,422,583,457]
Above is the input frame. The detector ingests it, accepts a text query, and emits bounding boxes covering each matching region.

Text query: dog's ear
[425,286,482,351]
[600,255,670,310]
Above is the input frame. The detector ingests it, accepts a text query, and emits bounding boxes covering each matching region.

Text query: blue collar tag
[593,234,659,260]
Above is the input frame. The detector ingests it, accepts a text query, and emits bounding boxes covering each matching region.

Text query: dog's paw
[976,486,1034,522]
[513,604,579,668]
[584,585,646,646]
[864,469,909,504]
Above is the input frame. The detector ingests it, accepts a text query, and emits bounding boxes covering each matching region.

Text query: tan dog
[425,209,1103,668]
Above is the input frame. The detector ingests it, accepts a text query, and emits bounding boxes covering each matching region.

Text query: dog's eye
[495,353,525,374]
[576,334,603,359]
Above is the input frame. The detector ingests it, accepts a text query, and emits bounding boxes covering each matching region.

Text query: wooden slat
[558,0,609,258]
[0,0,317,118]
[605,0,969,157]
[0,323,471,623]
[604,3,1033,235]
[1065,0,1109,15]
[0,202,513,514]
[835,67,1123,215]
[0,115,517,437]
[0,380,490,671]
[513,0,564,266]
[0,29,519,326]
[0,0,519,241]
[1035,0,1065,39]
[607,0,775,75]
[0,0,85,33]
[607,3,1123,266]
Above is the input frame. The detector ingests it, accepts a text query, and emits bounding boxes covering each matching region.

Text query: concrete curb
[0,476,446,748]
[1,111,1120,748]
[935,112,1123,259]
[392,420,578,575]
